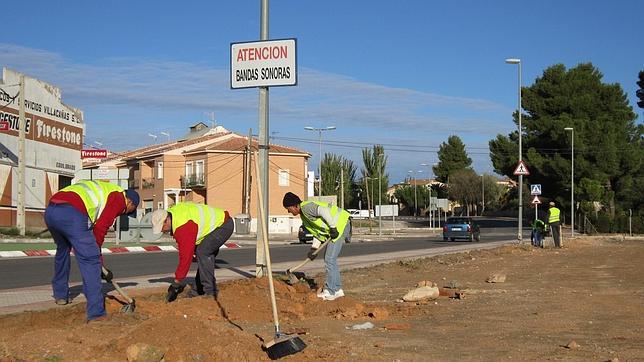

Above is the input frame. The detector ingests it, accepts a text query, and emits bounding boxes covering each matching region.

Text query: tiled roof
[83,127,308,168]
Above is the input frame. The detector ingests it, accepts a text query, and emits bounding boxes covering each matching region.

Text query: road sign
[0,121,8,131]
[531,184,542,195]
[513,160,530,176]
[532,195,541,204]
[230,38,297,89]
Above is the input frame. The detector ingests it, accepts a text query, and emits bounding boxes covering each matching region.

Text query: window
[157,161,164,179]
[278,169,290,186]
[144,200,153,214]
[195,160,204,180]
[185,162,193,178]
[157,202,163,210]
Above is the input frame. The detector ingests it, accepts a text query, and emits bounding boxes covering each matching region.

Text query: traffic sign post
[513,160,530,176]
[530,184,542,195]
[532,195,541,221]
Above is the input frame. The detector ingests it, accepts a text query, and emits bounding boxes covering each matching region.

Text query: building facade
[83,125,310,233]
[0,68,84,229]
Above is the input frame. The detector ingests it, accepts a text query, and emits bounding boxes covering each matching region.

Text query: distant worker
[151,202,234,302]
[531,218,546,247]
[547,201,562,248]
[282,192,351,301]
[44,180,140,322]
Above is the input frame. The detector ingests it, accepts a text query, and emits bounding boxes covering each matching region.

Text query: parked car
[298,225,313,243]
[442,217,480,242]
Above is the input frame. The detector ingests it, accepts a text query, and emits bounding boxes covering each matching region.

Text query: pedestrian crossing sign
[531,184,542,195]
[513,160,530,176]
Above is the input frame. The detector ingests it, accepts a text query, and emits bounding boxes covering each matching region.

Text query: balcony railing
[181,174,205,188]
[142,178,155,189]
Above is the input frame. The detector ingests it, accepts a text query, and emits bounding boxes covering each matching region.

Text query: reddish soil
[1,236,643,361]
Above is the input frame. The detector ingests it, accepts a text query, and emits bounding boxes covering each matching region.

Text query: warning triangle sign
[513,160,530,176]
[532,195,541,204]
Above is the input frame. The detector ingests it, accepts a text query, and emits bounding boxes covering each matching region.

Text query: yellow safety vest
[168,202,226,245]
[300,200,350,242]
[61,180,125,223]
[548,207,561,223]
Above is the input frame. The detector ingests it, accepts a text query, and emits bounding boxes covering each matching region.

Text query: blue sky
[1,0,642,183]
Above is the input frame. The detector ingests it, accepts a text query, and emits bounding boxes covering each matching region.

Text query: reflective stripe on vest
[300,200,350,242]
[548,207,561,223]
[169,203,225,245]
[61,180,124,223]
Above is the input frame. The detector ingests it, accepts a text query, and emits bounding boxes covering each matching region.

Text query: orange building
[83,124,310,233]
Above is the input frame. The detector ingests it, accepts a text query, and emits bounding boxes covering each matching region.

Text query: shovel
[285,239,330,285]
[254,153,306,359]
[101,266,136,313]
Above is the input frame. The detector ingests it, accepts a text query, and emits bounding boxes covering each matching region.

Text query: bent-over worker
[44,180,139,321]
[151,202,234,302]
[282,192,351,301]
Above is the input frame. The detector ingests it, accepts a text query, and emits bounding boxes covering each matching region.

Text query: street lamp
[160,131,170,141]
[408,170,421,217]
[421,163,437,227]
[506,57,523,242]
[304,126,336,196]
[365,176,378,234]
[148,133,158,143]
[564,127,574,237]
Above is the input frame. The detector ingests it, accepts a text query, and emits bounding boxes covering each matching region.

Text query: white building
[0,68,84,229]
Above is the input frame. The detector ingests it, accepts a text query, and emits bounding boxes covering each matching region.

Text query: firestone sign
[230,38,297,89]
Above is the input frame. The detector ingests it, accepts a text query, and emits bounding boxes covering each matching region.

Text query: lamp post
[408,170,421,217]
[160,131,170,141]
[365,176,378,234]
[304,126,336,196]
[148,133,158,143]
[481,174,485,216]
[506,57,523,242]
[421,163,436,227]
[564,127,574,237]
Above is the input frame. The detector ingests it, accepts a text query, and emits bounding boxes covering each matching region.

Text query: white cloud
[1,43,513,175]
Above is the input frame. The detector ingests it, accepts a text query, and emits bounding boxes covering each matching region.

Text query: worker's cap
[151,209,169,234]
[549,201,555,206]
[282,192,302,208]
[124,189,140,217]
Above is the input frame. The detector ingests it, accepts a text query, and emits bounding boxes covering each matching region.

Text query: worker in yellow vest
[547,201,562,248]
[283,192,351,301]
[151,202,233,302]
[44,180,139,322]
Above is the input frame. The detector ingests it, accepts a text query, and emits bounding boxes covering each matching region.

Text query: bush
[0,227,20,236]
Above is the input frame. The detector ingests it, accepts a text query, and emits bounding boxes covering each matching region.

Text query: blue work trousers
[44,203,105,320]
[323,223,351,293]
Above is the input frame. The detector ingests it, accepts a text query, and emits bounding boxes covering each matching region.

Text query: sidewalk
[0,227,443,258]
[0,238,512,315]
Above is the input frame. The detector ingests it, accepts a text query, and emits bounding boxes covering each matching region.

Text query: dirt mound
[0,276,390,361]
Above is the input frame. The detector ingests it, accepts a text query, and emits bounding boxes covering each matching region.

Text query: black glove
[307,248,319,260]
[166,282,185,303]
[101,267,113,283]
[329,227,339,240]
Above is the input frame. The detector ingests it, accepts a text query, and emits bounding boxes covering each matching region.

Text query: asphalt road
[0,217,522,290]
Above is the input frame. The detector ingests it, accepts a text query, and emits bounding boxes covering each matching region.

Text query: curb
[0,242,241,259]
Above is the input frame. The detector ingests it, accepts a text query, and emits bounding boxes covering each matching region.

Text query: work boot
[322,289,345,301]
[86,315,110,324]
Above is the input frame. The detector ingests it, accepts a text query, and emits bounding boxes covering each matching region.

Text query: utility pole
[17,74,26,236]
[339,170,344,209]
[242,128,252,214]
[256,0,269,277]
